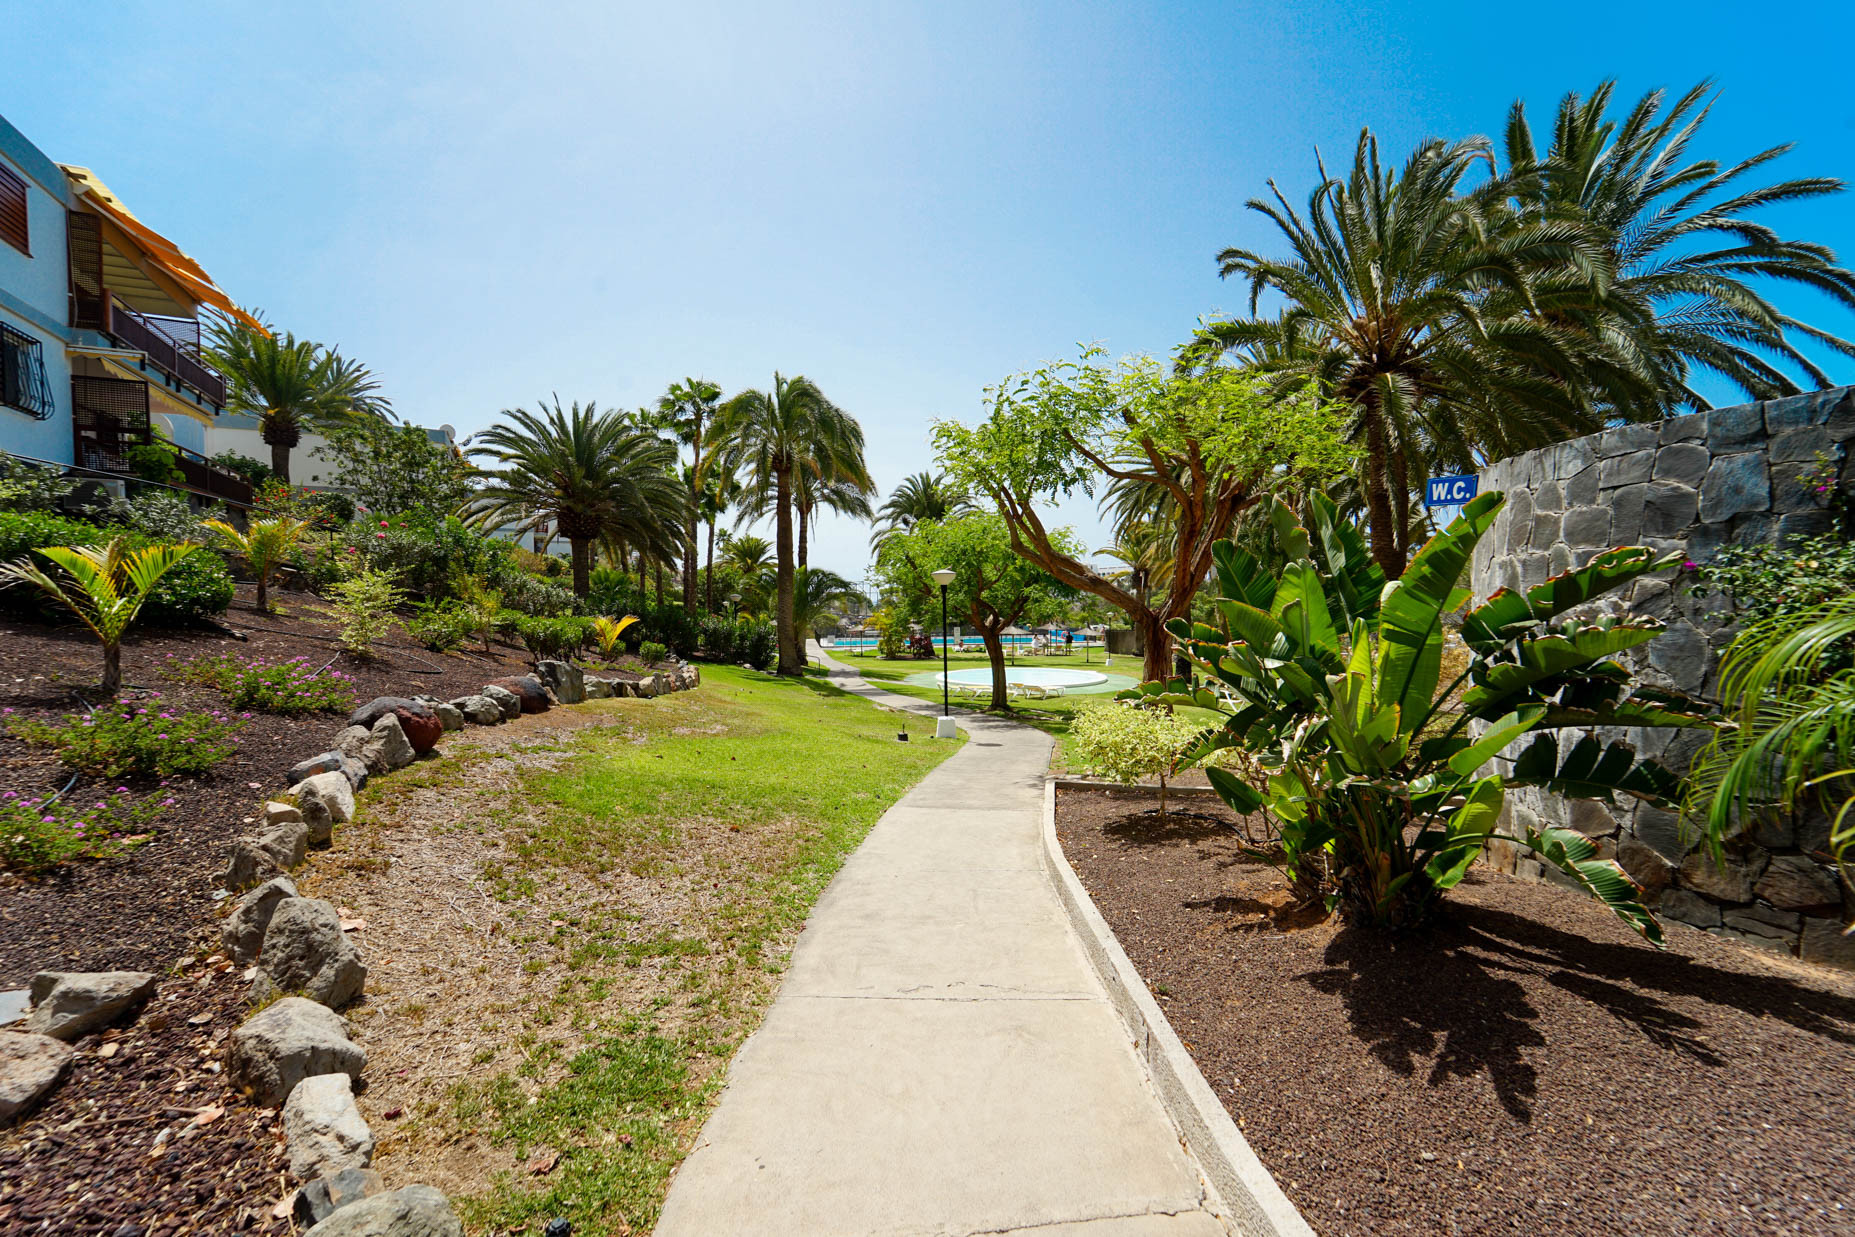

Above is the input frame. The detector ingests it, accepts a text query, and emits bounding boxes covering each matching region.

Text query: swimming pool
[938,667,1108,689]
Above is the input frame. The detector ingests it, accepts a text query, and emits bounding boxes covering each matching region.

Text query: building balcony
[103,296,226,409]
[71,373,253,508]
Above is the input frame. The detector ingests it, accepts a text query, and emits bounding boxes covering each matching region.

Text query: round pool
[937,666,1107,689]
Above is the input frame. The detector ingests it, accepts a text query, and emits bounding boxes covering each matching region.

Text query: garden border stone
[1038,778,1312,1237]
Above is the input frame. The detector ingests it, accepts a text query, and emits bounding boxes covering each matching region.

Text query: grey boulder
[222,877,301,964]
[295,1167,387,1226]
[360,714,415,774]
[481,684,521,720]
[334,725,372,761]
[301,1185,463,1237]
[221,835,287,891]
[292,771,357,846]
[24,971,156,1041]
[536,659,585,704]
[0,1030,73,1123]
[285,1072,375,1180]
[228,997,365,1107]
[254,898,367,1010]
[583,676,613,699]
[430,701,465,732]
[288,750,348,785]
[449,695,502,725]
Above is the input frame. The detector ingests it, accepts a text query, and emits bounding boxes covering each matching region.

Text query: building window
[0,324,55,420]
[0,164,27,256]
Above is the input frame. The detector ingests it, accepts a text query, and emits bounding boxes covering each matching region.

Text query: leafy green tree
[1158,492,1713,938]
[874,512,1076,710]
[870,471,975,551]
[935,347,1351,684]
[0,538,199,694]
[1504,81,1855,407]
[1188,132,1649,579]
[468,398,685,598]
[313,422,473,516]
[714,374,870,675]
[206,317,391,484]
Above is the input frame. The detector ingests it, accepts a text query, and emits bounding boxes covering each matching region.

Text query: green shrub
[138,546,235,625]
[0,455,79,513]
[0,786,168,874]
[515,614,592,662]
[638,640,668,665]
[735,619,776,671]
[320,568,406,658]
[125,440,183,486]
[0,512,232,625]
[166,652,356,715]
[13,698,245,778]
[123,492,212,543]
[407,602,479,653]
[699,614,737,661]
[494,570,577,617]
[210,450,273,488]
[1071,702,1204,812]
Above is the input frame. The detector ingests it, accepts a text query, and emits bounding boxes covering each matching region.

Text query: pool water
[938,667,1108,689]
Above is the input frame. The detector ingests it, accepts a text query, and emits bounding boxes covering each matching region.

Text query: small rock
[0,1030,73,1123]
[221,837,287,892]
[481,684,522,721]
[301,1184,463,1236]
[583,677,613,700]
[254,899,368,1011]
[292,772,357,846]
[1658,888,1722,928]
[349,697,442,753]
[264,801,305,827]
[1616,838,1674,896]
[360,714,416,774]
[431,702,465,732]
[288,751,349,786]
[228,997,365,1107]
[1677,849,1765,904]
[333,726,371,761]
[294,1166,387,1225]
[24,971,157,1041]
[450,695,503,725]
[285,1073,375,1181]
[259,819,311,870]
[222,878,301,964]
[1799,917,1855,970]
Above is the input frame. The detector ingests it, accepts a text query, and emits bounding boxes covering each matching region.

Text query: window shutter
[0,164,27,255]
[67,211,105,329]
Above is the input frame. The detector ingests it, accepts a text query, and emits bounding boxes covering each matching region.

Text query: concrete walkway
[654,648,1227,1236]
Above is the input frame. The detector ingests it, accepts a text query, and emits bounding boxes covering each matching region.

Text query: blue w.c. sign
[1424,474,1479,507]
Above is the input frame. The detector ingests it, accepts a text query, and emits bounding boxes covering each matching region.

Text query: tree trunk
[980,626,1010,711]
[683,514,699,613]
[1137,609,1171,685]
[797,504,809,571]
[1363,410,1402,579]
[570,538,592,598]
[654,560,663,606]
[704,517,717,613]
[101,641,122,696]
[261,418,299,487]
[774,469,799,675]
[255,568,270,614]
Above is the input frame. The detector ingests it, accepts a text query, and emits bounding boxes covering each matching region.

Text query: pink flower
[379,520,389,528]
[375,532,387,540]
[1682,560,1697,571]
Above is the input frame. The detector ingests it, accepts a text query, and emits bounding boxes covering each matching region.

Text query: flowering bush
[11,697,245,778]
[166,652,356,715]
[0,786,169,874]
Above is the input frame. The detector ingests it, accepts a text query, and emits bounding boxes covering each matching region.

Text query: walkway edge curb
[1040,778,1315,1237]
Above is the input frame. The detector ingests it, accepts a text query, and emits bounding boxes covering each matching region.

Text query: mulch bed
[0,588,651,1233]
[1055,786,1855,1237]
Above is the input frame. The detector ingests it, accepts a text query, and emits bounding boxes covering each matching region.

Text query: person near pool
[1064,629,1073,654]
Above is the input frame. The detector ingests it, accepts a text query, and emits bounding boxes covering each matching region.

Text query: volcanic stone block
[1651,443,1710,488]
[1699,453,1770,523]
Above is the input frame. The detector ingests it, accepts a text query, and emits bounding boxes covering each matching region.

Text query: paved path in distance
[654,647,1226,1236]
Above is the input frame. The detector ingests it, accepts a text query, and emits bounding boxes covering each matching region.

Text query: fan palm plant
[713,374,870,674]
[1686,597,1855,878]
[1504,81,1855,407]
[1189,131,1649,577]
[655,377,725,611]
[469,398,685,598]
[0,539,199,694]
[870,471,974,550]
[202,516,309,613]
[206,318,391,484]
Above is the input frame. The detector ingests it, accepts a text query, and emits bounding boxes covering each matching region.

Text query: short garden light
[930,568,957,739]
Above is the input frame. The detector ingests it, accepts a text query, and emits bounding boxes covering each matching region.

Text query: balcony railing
[173,443,254,506]
[105,297,227,408]
[71,374,253,507]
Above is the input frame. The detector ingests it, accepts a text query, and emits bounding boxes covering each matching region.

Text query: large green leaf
[1205,765,1266,815]
[1508,733,1682,806]
[1422,775,1504,891]
[1447,706,1545,776]
[1527,825,1665,946]
[1305,492,1385,629]
[1273,562,1339,656]
[1376,492,1502,734]
[1460,622,1667,716]
[1210,539,1278,612]
[1462,546,1678,652]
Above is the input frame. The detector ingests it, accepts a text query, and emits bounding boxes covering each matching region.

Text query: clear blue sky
[10,0,1855,579]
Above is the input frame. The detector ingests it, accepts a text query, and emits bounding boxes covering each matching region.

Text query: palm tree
[655,378,725,612]
[720,532,773,577]
[791,566,862,650]
[870,471,974,550]
[1504,81,1855,407]
[206,318,391,484]
[1190,131,1648,577]
[713,374,869,674]
[699,467,742,612]
[778,471,873,570]
[469,398,685,598]
[0,539,198,695]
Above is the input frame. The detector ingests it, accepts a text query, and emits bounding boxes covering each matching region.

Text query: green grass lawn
[354,664,961,1233]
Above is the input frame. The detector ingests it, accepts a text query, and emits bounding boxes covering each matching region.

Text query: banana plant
[1134,491,1714,942]
[0,538,199,695]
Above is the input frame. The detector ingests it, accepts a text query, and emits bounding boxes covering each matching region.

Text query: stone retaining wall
[1469,386,1855,967]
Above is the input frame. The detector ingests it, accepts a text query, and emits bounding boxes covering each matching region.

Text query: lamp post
[930,568,957,738]
[728,592,741,619]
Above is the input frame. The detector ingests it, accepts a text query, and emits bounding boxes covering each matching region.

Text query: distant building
[0,112,258,508]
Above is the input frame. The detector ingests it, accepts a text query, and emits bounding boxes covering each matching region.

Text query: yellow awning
[60,165,264,332]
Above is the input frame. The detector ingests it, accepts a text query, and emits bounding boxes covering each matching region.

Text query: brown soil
[0,589,663,1233]
[1055,787,1855,1237]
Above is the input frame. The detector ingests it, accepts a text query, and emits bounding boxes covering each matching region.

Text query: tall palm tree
[1189,131,1648,577]
[870,471,974,550]
[206,318,391,484]
[655,377,725,612]
[700,467,742,612]
[1504,81,1855,407]
[469,398,685,597]
[774,471,873,570]
[713,373,869,674]
[720,532,774,576]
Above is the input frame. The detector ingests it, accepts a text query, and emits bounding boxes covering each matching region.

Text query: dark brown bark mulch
[1056,787,1855,1237]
